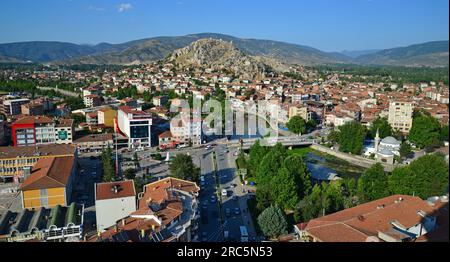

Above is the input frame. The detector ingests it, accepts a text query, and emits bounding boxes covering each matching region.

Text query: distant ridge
[0,34,447,67]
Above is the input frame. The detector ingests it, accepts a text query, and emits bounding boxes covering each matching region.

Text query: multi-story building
[74,133,114,153]
[97,107,117,128]
[54,119,74,145]
[12,116,73,147]
[152,95,168,107]
[289,104,310,121]
[95,181,137,232]
[19,156,77,209]
[84,94,102,108]
[2,98,30,116]
[85,112,98,126]
[117,106,152,149]
[170,114,202,146]
[388,100,414,134]
[90,177,200,242]
[0,144,76,182]
[21,102,44,116]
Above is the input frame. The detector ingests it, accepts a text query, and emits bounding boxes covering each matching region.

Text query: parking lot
[0,183,22,217]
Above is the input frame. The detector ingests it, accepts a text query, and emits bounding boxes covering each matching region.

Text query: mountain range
[0,33,448,67]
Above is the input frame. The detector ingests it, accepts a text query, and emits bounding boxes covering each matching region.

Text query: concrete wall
[95,196,137,232]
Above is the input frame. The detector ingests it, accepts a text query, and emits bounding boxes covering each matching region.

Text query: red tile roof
[304,195,442,242]
[14,116,53,125]
[96,180,136,201]
[139,177,199,208]
[19,156,75,191]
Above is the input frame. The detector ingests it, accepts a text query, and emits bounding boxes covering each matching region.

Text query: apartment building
[117,106,153,149]
[289,104,310,121]
[388,101,414,134]
[12,116,73,147]
[2,98,30,116]
[170,114,202,146]
[95,181,137,232]
[74,133,114,153]
[21,102,44,116]
[83,94,102,108]
[97,107,117,128]
[90,177,200,242]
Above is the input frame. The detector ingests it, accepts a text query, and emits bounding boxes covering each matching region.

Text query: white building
[388,101,414,134]
[117,106,153,149]
[170,114,202,146]
[95,181,137,232]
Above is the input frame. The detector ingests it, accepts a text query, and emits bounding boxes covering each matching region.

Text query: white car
[221,189,228,197]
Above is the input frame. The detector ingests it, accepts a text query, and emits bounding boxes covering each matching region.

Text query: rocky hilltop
[169,38,284,78]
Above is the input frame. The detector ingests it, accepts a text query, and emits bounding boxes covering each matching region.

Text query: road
[212,144,257,242]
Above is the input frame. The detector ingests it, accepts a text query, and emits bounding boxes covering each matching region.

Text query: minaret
[374,129,380,153]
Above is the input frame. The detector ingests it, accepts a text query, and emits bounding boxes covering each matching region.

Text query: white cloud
[118,3,133,12]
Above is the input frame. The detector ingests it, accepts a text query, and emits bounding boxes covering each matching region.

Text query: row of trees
[101,146,116,182]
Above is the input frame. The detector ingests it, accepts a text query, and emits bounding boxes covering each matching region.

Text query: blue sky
[0,0,448,52]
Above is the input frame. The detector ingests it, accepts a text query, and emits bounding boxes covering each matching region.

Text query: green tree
[388,166,415,195]
[283,155,312,198]
[338,121,366,154]
[298,184,327,221]
[272,167,300,210]
[101,146,116,182]
[440,125,449,142]
[286,116,307,135]
[133,152,141,170]
[409,112,441,149]
[255,143,287,210]
[257,205,288,239]
[370,117,393,139]
[327,130,340,144]
[357,163,389,202]
[389,154,448,199]
[124,169,136,180]
[169,154,200,182]
[248,140,268,176]
[399,142,413,160]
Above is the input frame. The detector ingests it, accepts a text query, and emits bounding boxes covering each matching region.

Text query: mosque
[364,129,401,165]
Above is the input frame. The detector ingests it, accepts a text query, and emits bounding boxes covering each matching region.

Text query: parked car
[211,196,216,203]
[221,189,228,197]
[234,208,240,215]
[201,232,208,242]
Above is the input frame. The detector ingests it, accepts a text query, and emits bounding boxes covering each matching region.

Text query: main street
[213,144,257,242]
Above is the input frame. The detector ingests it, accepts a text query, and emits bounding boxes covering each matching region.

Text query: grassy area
[287,147,314,158]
